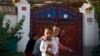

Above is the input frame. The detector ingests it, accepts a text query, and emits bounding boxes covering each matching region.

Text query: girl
[52,24,73,55]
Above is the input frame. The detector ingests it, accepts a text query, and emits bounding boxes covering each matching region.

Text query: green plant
[13,52,25,56]
[91,0,100,56]
[92,44,100,56]
[0,12,25,56]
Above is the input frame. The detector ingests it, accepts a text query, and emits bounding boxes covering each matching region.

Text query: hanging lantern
[85,3,93,13]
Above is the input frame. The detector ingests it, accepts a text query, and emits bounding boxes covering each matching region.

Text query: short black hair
[44,26,53,31]
[54,23,59,27]
[51,23,60,28]
[32,33,38,37]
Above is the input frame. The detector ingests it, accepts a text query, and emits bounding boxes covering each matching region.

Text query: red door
[30,4,83,56]
[59,19,83,56]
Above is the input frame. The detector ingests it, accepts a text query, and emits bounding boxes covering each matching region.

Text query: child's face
[44,29,53,40]
[53,26,60,37]
[33,35,38,40]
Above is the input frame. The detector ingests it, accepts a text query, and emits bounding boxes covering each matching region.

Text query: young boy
[40,27,58,56]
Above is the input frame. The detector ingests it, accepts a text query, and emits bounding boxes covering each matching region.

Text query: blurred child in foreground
[25,33,39,56]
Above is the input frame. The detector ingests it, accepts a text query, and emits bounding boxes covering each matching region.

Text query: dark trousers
[33,54,41,56]
[25,51,32,56]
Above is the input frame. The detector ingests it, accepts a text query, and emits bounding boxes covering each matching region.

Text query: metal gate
[30,4,83,56]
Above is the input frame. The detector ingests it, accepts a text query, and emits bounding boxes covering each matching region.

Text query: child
[40,27,58,56]
[33,37,42,56]
[25,33,39,56]
[52,24,73,54]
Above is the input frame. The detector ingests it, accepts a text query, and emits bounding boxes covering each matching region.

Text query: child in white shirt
[40,27,58,56]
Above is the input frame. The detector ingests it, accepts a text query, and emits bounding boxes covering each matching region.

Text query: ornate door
[30,4,83,56]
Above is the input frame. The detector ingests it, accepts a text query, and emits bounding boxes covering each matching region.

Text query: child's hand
[46,50,54,56]
[66,47,73,52]
[68,48,73,52]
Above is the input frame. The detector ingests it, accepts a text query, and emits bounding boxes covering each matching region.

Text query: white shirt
[53,37,59,53]
[53,36,59,44]
[40,37,58,56]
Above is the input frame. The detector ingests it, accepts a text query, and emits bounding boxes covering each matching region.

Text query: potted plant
[0,12,25,56]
